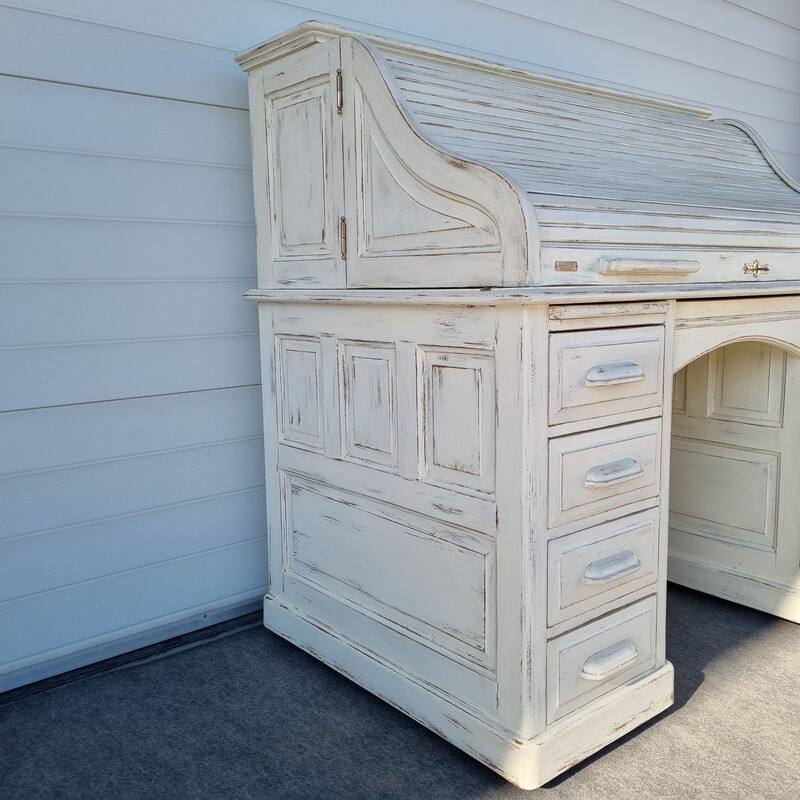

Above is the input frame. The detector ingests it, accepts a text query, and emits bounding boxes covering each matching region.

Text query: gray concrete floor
[1,584,798,800]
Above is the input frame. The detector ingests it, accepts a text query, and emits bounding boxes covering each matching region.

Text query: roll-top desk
[236,23,800,789]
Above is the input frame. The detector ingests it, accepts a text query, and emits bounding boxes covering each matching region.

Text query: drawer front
[548,418,662,528]
[546,596,658,723]
[548,509,659,626]
[549,326,664,425]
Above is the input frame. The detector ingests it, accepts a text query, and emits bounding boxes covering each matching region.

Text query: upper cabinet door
[250,40,345,287]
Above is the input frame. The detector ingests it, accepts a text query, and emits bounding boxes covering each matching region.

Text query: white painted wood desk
[236,23,800,789]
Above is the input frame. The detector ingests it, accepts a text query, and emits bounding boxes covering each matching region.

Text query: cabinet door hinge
[340,216,347,259]
[336,69,343,114]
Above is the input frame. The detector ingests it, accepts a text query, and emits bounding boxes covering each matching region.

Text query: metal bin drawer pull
[585,360,645,387]
[583,550,642,584]
[581,640,639,681]
[584,457,643,488]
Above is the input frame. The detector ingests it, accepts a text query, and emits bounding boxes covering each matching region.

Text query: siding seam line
[1,483,267,545]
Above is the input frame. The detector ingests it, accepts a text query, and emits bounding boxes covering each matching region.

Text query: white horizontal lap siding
[0,2,271,691]
[2,0,799,691]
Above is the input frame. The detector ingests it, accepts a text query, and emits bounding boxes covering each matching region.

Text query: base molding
[264,595,674,789]
[668,556,800,623]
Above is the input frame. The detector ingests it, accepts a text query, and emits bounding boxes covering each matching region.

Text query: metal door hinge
[340,216,347,259]
[336,69,343,114]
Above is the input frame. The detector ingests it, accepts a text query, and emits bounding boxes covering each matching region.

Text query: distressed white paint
[670,340,800,613]
[3,0,800,782]
[237,22,800,790]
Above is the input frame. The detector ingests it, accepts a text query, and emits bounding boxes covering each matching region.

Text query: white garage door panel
[624,0,800,60]
[0,386,263,475]
[458,0,800,96]
[7,0,304,50]
[0,487,265,603]
[2,437,265,539]
[1,149,253,222]
[0,281,256,348]
[0,76,251,166]
[0,333,261,412]
[0,538,268,671]
[0,218,255,281]
[0,6,248,108]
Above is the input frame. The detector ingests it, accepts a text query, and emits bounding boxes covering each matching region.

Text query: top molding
[235,20,712,119]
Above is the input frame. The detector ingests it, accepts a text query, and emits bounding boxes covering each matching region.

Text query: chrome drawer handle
[585,361,645,387]
[581,640,639,681]
[584,457,643,488]
[583,550,641,584]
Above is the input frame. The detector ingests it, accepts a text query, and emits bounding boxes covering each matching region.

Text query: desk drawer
[548,418,661,528]
[546,596,657,723]
[548,509,659,626]
[549,326,664,425]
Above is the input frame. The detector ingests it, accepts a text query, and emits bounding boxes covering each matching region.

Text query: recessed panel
[670,438,778,550]
[268,82,333,258]
[422,349,495,494]
[277,336,324,451]
[709,342,785,425]
[342,342,398,469]
[359,97,499,256]
[284,478,494,665]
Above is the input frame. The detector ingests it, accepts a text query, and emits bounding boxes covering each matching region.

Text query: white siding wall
[2,0,799,691]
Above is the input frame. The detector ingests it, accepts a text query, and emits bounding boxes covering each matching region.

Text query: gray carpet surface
[1,585,798,799]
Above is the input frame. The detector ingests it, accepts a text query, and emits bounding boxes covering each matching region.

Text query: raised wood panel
[341,342,398,469]
[708,341,785,425]
[0,333,261,412]
[269,83,333,257]
[670,439,778,551]
[359,97,499,255]
[275,573,498,713]
[253,39,344,286]
[276,336,324,451]
[283,476,495,666]
[342,37,527,287]
[421,348,496,494]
